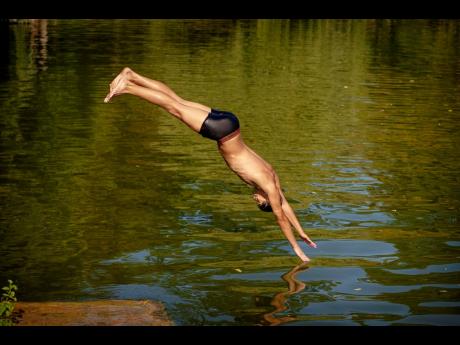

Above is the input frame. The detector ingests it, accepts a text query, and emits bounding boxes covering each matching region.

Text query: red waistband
[218,128,241,144]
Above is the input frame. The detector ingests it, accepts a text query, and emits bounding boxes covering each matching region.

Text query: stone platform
[14,300,173,326]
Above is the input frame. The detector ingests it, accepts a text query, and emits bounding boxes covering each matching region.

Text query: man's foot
[104,67,132,103]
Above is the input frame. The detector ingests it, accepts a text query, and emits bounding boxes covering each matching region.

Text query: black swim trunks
[199,108,240,143]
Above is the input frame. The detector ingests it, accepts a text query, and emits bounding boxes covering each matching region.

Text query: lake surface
[1,19,459,326]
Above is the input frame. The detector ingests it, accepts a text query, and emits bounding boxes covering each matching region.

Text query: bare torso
[217,133,276,193]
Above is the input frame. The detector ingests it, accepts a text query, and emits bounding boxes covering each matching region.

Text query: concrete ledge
[15,300,173,326]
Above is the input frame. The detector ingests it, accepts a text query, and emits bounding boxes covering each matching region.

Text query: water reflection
[262,263,309,326]
[30,19,48,72]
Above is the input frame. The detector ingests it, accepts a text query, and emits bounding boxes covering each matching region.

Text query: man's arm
[264,182,311,262]
[271,173,317,248]
[280,192,317,248]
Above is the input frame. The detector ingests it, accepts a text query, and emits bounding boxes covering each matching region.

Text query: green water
[1,19,459,326]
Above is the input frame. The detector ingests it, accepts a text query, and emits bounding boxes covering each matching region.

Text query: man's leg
[107,67,211,113]
[104,76,209,133]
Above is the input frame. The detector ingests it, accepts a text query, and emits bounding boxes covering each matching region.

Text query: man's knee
[165,103,182,118]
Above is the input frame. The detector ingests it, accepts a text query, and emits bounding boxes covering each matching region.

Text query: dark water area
[1,19,459,325]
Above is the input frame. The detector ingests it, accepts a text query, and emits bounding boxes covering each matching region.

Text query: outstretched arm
[272,174,316,248]
[280,192,317,248]
[264,182,312,262]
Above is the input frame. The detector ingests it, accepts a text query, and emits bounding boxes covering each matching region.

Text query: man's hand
[301,235,317,249]
[293,247,311,262]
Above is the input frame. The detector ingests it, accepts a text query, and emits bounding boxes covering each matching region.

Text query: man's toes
[104,92,113,103]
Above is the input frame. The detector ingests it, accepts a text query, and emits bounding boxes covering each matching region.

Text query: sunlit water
[1,19,459,326]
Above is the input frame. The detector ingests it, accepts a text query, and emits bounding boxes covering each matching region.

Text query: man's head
[252,190,273,212]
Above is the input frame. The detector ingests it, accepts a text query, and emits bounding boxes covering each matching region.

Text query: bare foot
[104,67,132,103]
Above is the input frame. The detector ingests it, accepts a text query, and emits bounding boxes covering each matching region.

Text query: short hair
[258,202,273,212]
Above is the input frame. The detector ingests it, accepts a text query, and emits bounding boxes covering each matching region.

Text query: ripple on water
[384,263,460,275]
[280,239,398,260]
[300,300,410,316]
[395,314,460,326]
[305,203,395,228]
